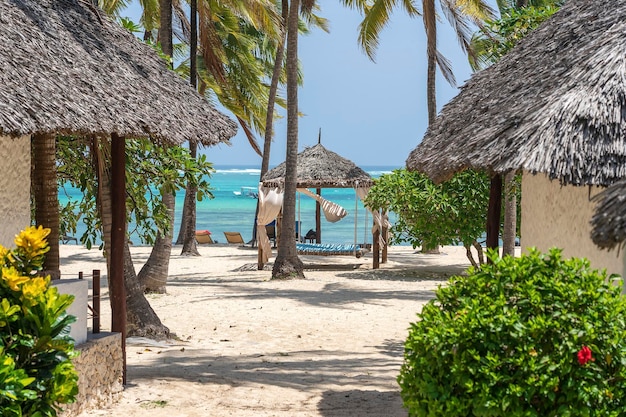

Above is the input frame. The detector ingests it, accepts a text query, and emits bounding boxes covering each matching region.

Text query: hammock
[296,243,365,258]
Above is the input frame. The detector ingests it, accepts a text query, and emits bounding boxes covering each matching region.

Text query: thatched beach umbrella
[259,143,378,266]
[406,0,626,187]
[1,0,237,383]
[263,143,374,188]
[0,0,237,144]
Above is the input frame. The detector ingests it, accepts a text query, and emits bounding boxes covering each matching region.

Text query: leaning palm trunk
[257,0,288,269]
[94,137,170,338]
[272,0,304,279]
[138,191,175,292]
[32,133,61,279]
[175,142,200,256]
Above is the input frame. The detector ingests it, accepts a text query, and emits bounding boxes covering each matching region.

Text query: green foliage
[398,248,626,416]
[0,227,78,416]
[365,169,490,251]
[470,2,563,70]
[56,137,215,249]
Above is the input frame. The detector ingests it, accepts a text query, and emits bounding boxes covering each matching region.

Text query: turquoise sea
[61,165,399,246]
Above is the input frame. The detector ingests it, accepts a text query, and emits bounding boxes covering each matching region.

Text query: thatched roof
[591,180,626,250]
[406,0,626,187]
[262,144,373,188]
[0,0,237,145]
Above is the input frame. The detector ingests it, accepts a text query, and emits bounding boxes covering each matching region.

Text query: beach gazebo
[259,142,386,267]
[0,0,237,395]
[406,0,626,275]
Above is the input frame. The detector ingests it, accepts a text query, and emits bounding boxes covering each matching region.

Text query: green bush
[0,226,78,416]
[398,248,626,416]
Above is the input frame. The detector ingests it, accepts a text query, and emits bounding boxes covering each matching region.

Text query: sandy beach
[60,243,474,417]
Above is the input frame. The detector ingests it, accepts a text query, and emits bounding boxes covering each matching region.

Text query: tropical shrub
[0,226,78,416]
[398,248,626,416]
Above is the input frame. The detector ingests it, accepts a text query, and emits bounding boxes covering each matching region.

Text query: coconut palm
[355,0,493,251]
[270,0,319,279]
[357,0,493,124]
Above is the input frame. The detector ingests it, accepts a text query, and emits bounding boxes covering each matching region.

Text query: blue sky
[124,2,496,168]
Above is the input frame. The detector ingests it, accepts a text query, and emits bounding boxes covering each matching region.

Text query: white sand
[62,243,473,417]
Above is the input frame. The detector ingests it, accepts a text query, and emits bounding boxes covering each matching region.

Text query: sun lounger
[296,243,365,258]
[224,231,246,245]
[60,235,78,244]
[195,230,214,244]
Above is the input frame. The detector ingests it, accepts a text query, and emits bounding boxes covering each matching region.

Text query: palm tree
[357,0,493,251]
[271,0,318,279]
[175,0,283,251]
[31,133,61,280]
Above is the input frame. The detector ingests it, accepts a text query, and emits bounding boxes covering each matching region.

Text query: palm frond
[358,0,397,61]
[435,49,456,86]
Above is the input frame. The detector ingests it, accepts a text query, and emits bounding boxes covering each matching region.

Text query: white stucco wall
[521,172,623,276]
[0,135,31,247]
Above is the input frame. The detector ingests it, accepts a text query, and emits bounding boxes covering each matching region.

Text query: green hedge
[398,248,626,416]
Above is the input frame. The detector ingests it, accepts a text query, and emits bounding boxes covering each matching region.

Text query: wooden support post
[373,225,380,269]
[382,212,388,264]
[486,174,503,258]
[93,269,101,334]
[315,187,321,243]
[110,133,127,385]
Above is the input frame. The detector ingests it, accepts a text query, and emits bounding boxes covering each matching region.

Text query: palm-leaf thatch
[591,180,626,250]
[262,143,373,188]
[0,0,237,145]
[406,0,626,187]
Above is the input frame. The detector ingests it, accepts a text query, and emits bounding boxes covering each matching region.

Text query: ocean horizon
[61,164,402,247]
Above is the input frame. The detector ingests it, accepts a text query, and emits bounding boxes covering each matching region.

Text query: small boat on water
[233,186,258,198]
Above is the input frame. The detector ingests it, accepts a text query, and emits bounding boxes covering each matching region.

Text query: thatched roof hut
[262,144,373,188]
[406,0,626,187]
[591,181,626,250]
[0,0,237,145]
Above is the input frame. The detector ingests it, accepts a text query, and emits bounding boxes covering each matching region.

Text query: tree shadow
[317,389,406,417]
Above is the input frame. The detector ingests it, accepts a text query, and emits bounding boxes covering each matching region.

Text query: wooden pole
[315,187,321,243]
[486,174,503,256]
[373,223,380,269]
[92,269,101,334]
[382,211,388,264]
[110,133,127,384]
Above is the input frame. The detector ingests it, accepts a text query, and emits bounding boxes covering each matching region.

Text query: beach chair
[195,230,215,244]
[224,231,246,246]
[60,235,78,244]
[265,222,277,248]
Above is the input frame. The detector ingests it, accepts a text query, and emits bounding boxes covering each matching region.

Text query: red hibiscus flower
[577,346,593,365]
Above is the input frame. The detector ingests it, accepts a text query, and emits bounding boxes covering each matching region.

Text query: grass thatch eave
[262,144,373,189]
[406,0,626,187]
[0,0,237,146]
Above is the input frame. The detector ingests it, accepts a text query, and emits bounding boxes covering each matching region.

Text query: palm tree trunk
[31,133,60,280]
[138,191,175,292]
[272,0,304,279]
[175,4,201,256]
[94,137,170,338]
[502,170,517,257]
[176,146,200,255]
[257,0,288,269]
[158,0,173,60]
[424,0,437,126]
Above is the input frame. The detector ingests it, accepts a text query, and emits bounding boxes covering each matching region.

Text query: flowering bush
[398,248,626,416]
[0,226,78,416]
